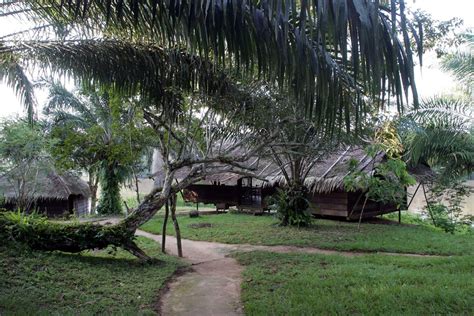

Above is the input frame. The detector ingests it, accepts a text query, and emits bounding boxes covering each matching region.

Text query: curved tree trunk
[1,171,179,261]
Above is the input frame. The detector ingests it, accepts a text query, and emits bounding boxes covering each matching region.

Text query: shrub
[0,211,134,253]
[272,187,311,227]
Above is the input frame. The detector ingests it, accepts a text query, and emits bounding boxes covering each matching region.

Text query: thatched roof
[152,146,435,193]
[260,147,383,193]
[0,170,91,201]
[263,147,435,193]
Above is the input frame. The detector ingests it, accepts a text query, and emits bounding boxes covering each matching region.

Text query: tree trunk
[88,171,99,213]
[96,164,123,215]
[134,172,141,204]
[170,193,183,257]
[161,200,170,253]
[3,169,182,260]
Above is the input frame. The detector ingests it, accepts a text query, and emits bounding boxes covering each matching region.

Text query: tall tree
[44,82,154,214]
[0,0,423,257]
[0,119,51,211]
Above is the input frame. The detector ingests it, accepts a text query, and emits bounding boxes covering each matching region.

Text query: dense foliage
[0,210,148,257]
[344,150,416,211]
[0,119,52,211]
[272,186,311,227]
[45,84,156,214]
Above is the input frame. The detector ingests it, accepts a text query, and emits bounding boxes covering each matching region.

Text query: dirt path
[137,230,244,316]
[94,219,442,315]
[135,230,442,316]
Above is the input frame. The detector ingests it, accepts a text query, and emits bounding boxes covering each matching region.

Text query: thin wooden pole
[358,196,369,230]
[406,183,421,209]
[170,193,183,257]
[161,200,170,253]
[422,184,436,226]
[348,192,364,219]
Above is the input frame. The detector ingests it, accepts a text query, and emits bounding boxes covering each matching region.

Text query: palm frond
[6,0,420,118]
[41,80,97,124]
[0,52,36,123]
[1,40,235,113]
[404,96,474,130]
[401,96,474,179]
[441,34,474,93]
[47,109,91,130]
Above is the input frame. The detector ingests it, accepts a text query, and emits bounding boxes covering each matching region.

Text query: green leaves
[2,40,234,113]
[3,0,421,133]
[400,96,474,182]
[344,150,415,207]
[0,53,36,124]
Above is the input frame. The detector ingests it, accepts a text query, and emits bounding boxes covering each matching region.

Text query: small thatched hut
[0,171,91,217]
[153,147,434,220]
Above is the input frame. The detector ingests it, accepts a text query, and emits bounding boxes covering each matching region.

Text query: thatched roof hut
[165,146,435,219]
[0,171,91,217]
[168,146,434,190]
[263,147,435,193]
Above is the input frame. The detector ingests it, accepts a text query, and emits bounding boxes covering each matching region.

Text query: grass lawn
[0,237,184,315]
[123,193,215,214]
[234,251,474,315]
[141,212,474,256]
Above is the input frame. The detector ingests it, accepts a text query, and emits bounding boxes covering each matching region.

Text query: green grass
[234,251,474,315]
[141,212,474,256]
[0,237,184,315]
[123,193,214,212]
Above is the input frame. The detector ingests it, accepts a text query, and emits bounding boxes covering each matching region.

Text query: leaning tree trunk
[1,170,178,261]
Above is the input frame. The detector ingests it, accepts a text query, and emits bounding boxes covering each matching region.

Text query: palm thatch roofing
[0,170,91,202]
[265,147,383,193]
[153,146,435,193]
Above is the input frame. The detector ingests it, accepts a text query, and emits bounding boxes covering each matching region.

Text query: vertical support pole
[422,184,436,226]
[358,196,369,230]
[398,208,401,224]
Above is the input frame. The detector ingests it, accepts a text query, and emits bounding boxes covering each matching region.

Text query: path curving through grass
[135,229,449,316]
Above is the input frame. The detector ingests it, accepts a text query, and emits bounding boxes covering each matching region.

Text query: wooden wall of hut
[183,184,240,208]
[308,190,399,220]
[1,195,89,217]
[183,184,399,219]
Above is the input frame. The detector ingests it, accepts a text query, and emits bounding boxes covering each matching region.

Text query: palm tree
[441,33,474,96]
[0,0,425,257]
[401,32,474,179]
[1,0,420,126]
[44,81,150,214]
[401,97,473,180]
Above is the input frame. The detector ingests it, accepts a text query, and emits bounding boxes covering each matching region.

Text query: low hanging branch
[0,138,273,260]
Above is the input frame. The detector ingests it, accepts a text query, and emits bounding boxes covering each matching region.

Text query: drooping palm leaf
[0,52,36,123]
[441,33,474,95]
[400,97,474,180]
[404,97,474,130]
[3,0,421,123]
[1,40,236,113]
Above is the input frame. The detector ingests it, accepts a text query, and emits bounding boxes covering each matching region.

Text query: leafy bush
[272,187,311,227]
[0,211,134,253]
[344,148,416,209]
[425,180,473,234]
